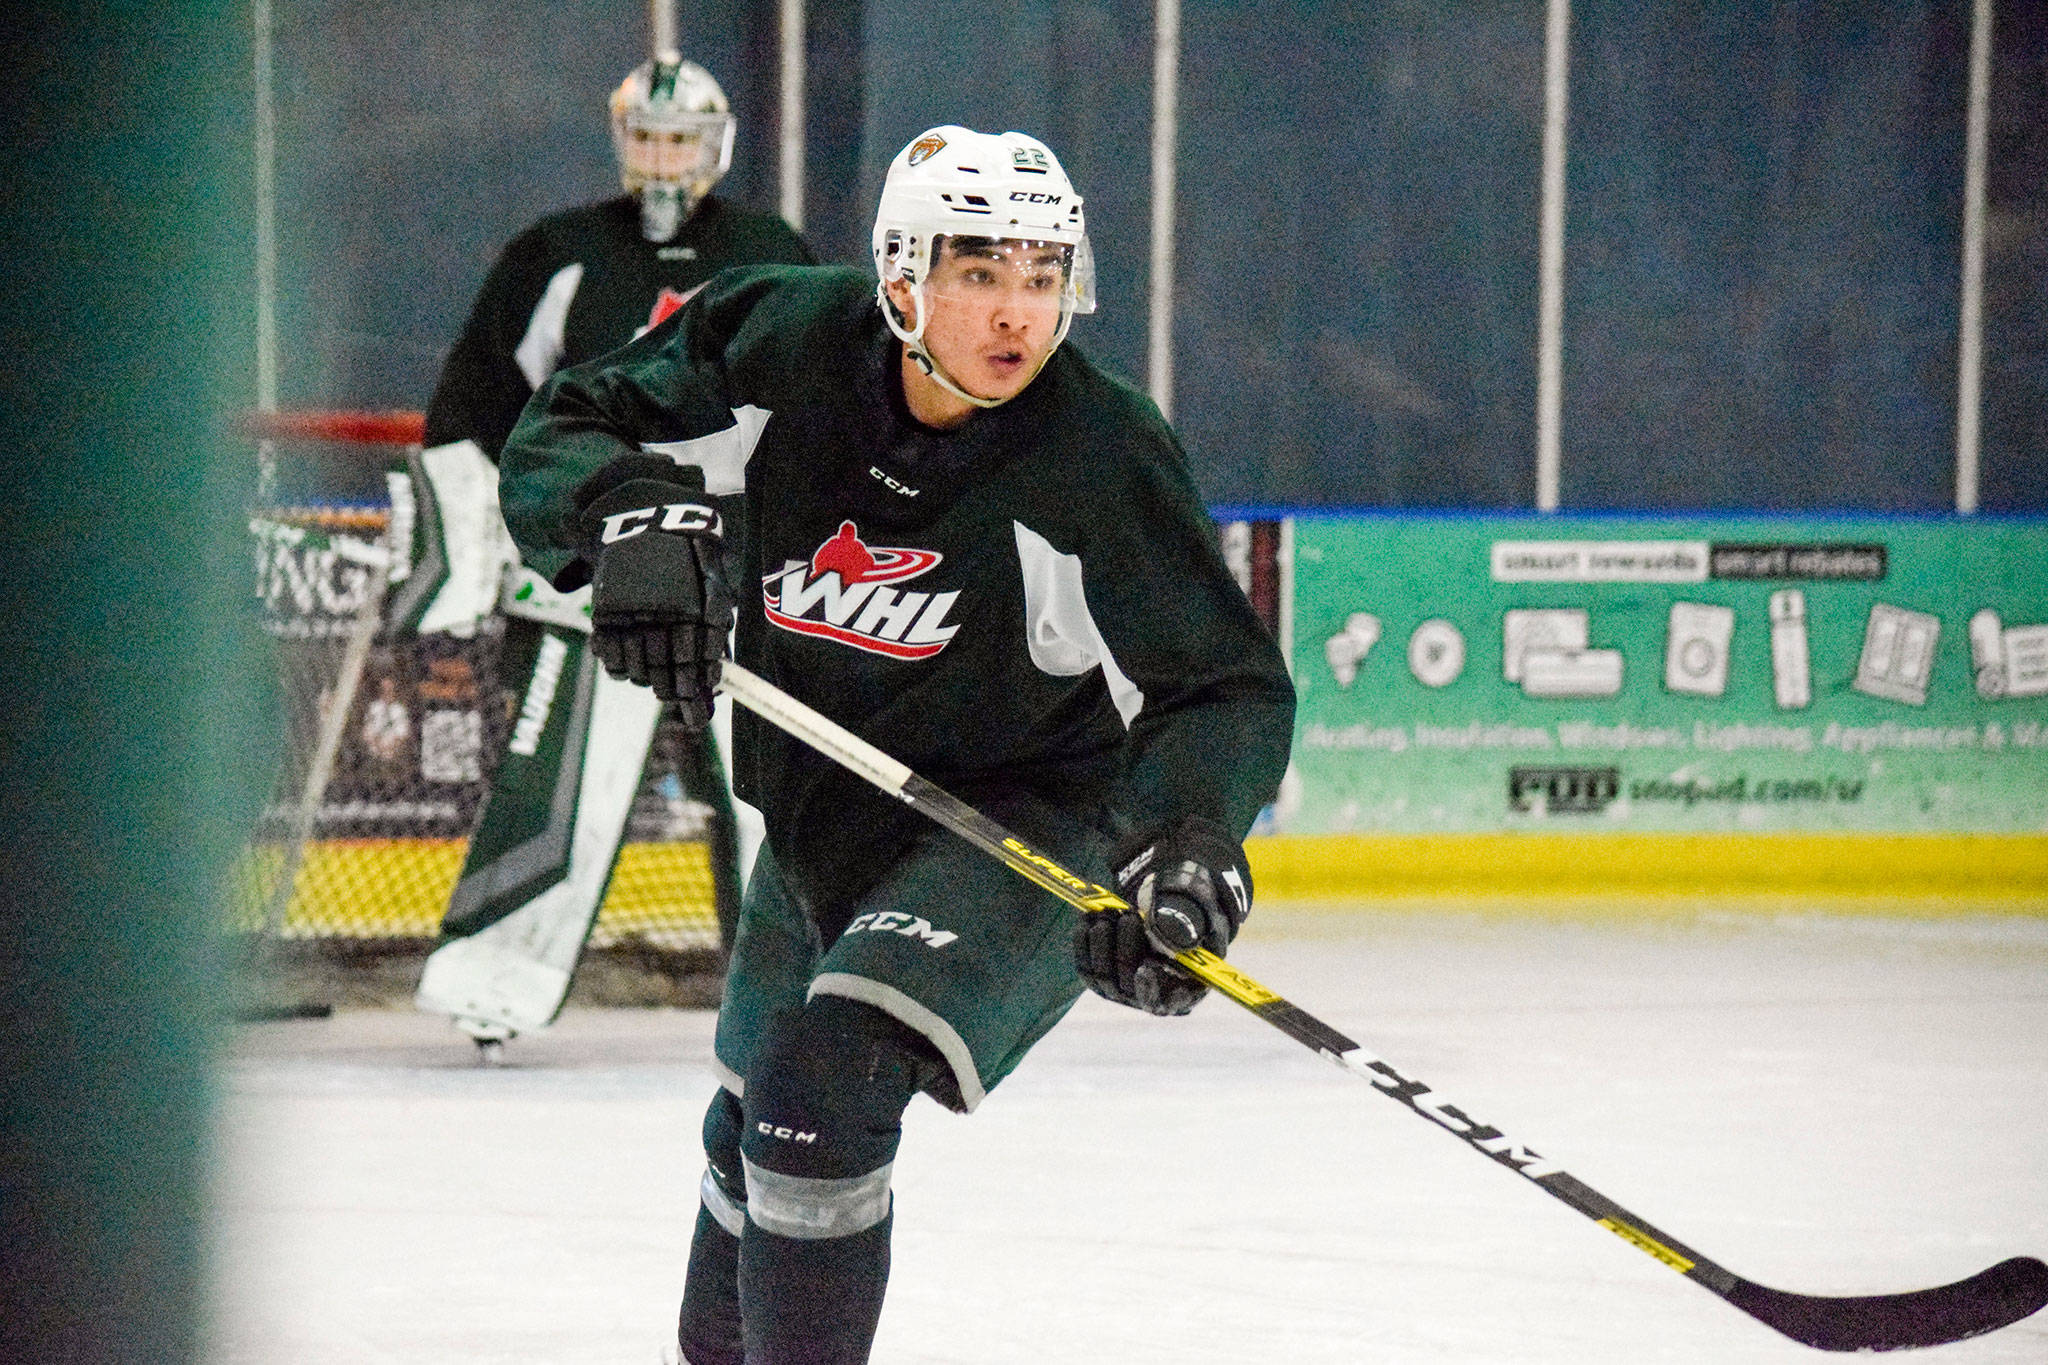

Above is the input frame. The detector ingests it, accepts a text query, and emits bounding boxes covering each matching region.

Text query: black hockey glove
[574,457,733,731]
[1074,816,1253,1017]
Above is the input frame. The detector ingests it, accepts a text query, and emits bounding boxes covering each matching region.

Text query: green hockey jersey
[500,264,1294,912]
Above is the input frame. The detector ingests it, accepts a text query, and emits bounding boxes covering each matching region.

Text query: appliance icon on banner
[1768,589,1812,710]
[1323,613,1382,688]
[1324,614,1471,689]
[1854,603,1940,706]
[1971,609,2048,699]
[1664,601,1734,697]
[1503,608,1622,698]
[1315,593,2003,706]
[1408,619,1466,687]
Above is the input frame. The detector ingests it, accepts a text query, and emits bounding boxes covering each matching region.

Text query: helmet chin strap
[879,280,1072,412]
[906,345,1006,411]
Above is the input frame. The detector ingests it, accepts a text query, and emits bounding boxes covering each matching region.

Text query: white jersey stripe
[641,404,772,495]
[513,261,584,390]
[1012,520,1144,727]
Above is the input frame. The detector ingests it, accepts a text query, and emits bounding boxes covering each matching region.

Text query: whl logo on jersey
[763,521,961,659]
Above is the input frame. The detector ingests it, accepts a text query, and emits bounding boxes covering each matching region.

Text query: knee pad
[739,996,933,1239]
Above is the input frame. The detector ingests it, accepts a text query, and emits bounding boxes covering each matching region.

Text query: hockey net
[231,410,722,1005]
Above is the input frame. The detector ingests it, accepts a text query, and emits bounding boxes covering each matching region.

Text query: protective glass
[924,236,1096,315]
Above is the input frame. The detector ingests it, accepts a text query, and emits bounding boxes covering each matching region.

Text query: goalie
[406,44,811,1048]
[498,126,1294,1363]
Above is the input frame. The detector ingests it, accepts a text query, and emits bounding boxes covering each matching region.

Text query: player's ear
[883,276,918,327]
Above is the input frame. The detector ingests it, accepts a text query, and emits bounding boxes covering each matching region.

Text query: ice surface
[208,902,2048,1363]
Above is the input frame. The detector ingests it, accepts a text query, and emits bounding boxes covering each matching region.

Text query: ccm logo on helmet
[1009,191,1062,204]
[599,502,721,544]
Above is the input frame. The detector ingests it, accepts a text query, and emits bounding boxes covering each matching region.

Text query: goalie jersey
[499,264,1295,912]
[425,194,813,457]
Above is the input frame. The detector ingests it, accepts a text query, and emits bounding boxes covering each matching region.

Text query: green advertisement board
[1280,514,2048,834]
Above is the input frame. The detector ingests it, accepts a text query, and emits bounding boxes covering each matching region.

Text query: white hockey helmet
[610,58,736,240]
[872,126,1095,407]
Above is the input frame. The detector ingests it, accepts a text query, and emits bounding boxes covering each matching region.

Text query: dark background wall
[1176,1,1545,507]
[1982,0,2048,511]
[266,0,2045,513]
[1563,0,1968,511]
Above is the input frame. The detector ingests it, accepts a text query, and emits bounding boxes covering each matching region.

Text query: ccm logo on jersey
[869,466,920,497]
[762,521,961,659]
[756,1123,818,1144]
[842,909,959,948]
[598,502,721,544]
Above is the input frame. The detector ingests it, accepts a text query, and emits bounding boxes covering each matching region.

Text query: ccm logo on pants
[842,911,958,948]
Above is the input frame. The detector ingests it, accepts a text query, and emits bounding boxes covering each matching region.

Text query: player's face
[901,237,1068,403]
[620,111,725,183]
[626,127,709,180]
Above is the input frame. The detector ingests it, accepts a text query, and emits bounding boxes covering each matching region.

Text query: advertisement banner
[249,508,706,845]
[1284,514,2048,834]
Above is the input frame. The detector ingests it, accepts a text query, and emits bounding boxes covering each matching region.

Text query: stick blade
[1729,1256,2048,1352]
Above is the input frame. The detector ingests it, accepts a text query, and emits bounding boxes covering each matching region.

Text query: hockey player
[498,126,1295,1362]
[408,52,811,1047]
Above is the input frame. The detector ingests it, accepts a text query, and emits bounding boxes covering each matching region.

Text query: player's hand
[576,459,732,730]
[1074,816,1252,1016]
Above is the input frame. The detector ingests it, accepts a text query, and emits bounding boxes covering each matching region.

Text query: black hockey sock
[675,1205,744,1365]
[738,1211,893,1364]
[678,1088,748,1365]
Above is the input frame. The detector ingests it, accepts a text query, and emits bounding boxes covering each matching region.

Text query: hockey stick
[716,660,2048,1353]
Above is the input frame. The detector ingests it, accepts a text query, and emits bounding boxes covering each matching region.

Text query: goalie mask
[872,126,1095,409]
[610,59,736,242]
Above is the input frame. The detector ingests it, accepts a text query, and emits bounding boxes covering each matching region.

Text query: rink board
[1246,831,2048,902]
[1234,512,2048,895]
